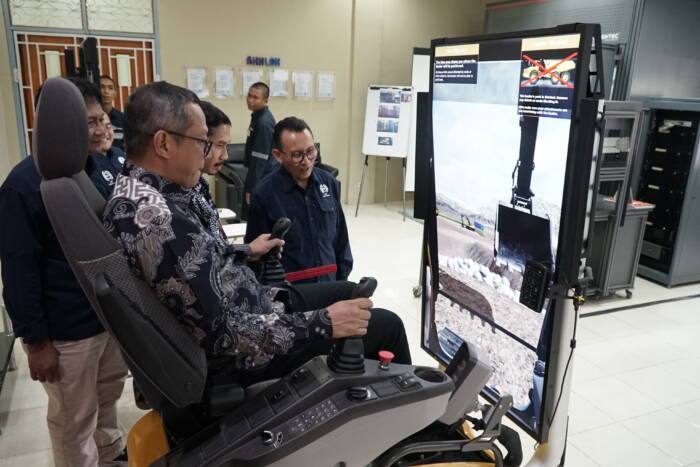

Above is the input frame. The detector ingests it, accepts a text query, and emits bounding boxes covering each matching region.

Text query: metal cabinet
[586,101,650,298]
[634,98,700,286]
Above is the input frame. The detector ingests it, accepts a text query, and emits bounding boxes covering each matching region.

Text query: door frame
[1,0,162,158]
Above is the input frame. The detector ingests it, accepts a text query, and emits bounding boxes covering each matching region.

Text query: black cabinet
[635,99,700,286]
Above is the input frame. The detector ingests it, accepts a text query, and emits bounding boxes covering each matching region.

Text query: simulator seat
[33,77,517,467]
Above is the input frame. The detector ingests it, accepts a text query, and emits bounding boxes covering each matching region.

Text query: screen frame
[421,22,603,442]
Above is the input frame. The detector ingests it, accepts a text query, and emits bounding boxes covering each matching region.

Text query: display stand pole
[525,298,576,467]
[355,155,370,217]
[384,157,390,207]
[402,158,406,222]
[356,155,405,220]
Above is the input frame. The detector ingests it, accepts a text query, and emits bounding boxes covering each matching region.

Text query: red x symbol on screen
[521,52,578,89]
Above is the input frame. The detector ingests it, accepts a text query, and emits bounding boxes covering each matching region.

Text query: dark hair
[124,81,201,157]
[249,81,270,99]
[99,75,114,83]
[273,116,314,150]
[65,77,101,105]
[199,101,231,136]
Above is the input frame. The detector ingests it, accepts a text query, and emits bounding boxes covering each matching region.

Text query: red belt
[285,264,338,282]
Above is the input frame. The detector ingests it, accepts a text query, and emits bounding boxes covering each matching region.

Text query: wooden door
[14,32,155,151]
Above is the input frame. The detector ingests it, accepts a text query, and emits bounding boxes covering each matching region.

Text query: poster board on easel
[356,85,414,220]
[361,85,413,157]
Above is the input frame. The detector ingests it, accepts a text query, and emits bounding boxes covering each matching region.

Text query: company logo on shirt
[319,183,330,198]
[102,170,114,185]
[118,156,125,165]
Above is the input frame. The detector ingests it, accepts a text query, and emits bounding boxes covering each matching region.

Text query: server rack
[587,101,652,298]
[634,98,700,286]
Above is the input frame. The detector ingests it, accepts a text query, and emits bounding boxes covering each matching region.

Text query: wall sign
[246,56,281,67]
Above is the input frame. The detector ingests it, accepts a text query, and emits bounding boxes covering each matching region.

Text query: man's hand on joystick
[327,298,373,338]
[248,234,284,261]
[249,217,291,261]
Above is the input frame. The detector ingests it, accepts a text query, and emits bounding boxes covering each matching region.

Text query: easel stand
[355,155,406,221]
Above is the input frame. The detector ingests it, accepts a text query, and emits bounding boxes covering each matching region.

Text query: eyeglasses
[88,118,107,129]
[163,130,213,157]
[282,146,318,163]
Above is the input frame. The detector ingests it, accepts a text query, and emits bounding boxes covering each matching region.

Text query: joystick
[327,277,377,374]
[354,277,377,299]
[259,217,292,285]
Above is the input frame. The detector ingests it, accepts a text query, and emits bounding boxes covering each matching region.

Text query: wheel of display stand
[626,289,633,299]
[413,285,422,298]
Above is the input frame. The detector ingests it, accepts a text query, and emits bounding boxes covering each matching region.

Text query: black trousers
[236,281,412,385]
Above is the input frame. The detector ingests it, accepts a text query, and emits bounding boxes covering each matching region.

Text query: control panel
[519,260,549,312]
[173,357,453,467]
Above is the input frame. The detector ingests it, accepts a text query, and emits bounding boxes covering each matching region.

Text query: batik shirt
[103,164,333,370]
[191,177,227,246]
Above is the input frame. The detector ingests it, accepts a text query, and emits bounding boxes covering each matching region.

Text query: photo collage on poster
[377,88,412,146]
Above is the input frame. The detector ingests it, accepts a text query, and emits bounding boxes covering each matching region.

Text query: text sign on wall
[246,56,281,67]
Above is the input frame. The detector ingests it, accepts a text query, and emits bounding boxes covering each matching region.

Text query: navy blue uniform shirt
[0,155,119,344]
[243,106,277,193]
[246,166,353,283]
[108,107,126,151]
[86,146,126,198]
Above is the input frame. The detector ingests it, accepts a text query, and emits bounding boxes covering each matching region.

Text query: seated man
[245,117,352,283]
[190,101,231,246]
[103,82,410,384]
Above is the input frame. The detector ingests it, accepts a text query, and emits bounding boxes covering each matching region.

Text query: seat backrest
[226,143,246,163]
[32,77,207,410]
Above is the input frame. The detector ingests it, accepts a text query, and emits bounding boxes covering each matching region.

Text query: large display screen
[422,32,582,438]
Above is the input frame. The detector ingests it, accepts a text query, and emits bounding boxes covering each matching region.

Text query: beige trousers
[29,332,128,467]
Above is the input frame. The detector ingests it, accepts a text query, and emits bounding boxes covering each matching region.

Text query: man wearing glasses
[245,117,353,284]
[191,101,232,245]
[104,82,410,384]
[0,77,128,467]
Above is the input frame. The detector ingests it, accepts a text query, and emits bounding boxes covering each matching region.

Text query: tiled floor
[1,202,699,466]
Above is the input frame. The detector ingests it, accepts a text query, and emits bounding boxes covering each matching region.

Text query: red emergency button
[378,350,394,370]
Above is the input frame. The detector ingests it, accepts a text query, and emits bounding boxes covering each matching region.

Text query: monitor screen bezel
[421,22,601,442]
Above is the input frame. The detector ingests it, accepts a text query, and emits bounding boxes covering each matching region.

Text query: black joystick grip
[354,277,377,298]
[328,277,379,374]
[265,217,291,259]
[270,217,292,240]
[259,217,292,285]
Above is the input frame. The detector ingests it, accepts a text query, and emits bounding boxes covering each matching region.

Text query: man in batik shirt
[103,82,410,382]
[190,101,231,245]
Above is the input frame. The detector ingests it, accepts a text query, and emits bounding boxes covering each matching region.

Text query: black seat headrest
[32,77,88,180]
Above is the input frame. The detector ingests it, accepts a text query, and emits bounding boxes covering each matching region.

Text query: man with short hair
[192,100,231,245]
[104,82,410,384]
[246,117,353,283]
[0,77,128,467]
[100,113,126,165]
[99,75,126,151]
[243,82,276,216]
